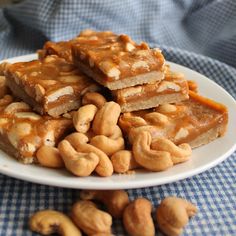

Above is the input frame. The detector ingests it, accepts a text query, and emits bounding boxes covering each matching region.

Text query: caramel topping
[119,91,228,144]
[189,90,227,113]
[187,80,198,93]
[5,56,97,104]
[38,37,82,62]
[0,96,72,157]
[72,30,165,81]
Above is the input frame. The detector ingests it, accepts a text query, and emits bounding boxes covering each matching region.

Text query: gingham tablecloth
[0,1,236,235]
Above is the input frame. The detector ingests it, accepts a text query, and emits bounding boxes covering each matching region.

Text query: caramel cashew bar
[0,95,72,164]
[72,30,165,90]
[4,56,101,117]
[119,91,228,148]
[112,68,189,112]
[38,37,82,63]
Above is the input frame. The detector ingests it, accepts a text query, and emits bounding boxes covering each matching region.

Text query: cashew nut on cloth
[92,101,121,136]
[132,131,173,171]
[64,132,113,176]
[29,210,82,236]
[73,104,98,133]
[58,139,99,176]
[82,92,107,108]
[111,150,140,173]
[71,200,112,235]
[123,198,155,236]
[156,196,197,236]
[80,189,129,218]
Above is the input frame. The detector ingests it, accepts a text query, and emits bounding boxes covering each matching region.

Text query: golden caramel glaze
[119,91,228,147]
[5,55,100,116]
[187,80,198,93]
[188,90,227,113]
[72,30,165,83]
[0,95,72,163]
[38,39,80,63]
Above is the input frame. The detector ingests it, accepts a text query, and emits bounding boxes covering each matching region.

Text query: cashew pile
[35,91,192,177]
[29,190,197,236]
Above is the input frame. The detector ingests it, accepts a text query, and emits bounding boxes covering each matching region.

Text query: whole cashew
[109,125,123,139]
[132,131,173,171]
[151,138,192,164]
[111,150,140,173]
[4,102,31,114]
[157,104,177,113]
[71,200,112,235]
[90,135,124,156]
[29,210,82,236]
[144,112,168,125]
[82,92,107,108]
[73,104,97,133]
[36,146,64,168]
[80,190,129,218]
[156,197,197,236]
[123,198,155,236]
[65,133,113,177]
[128,125,160,144]
[119,113,147,128]
[58,140,99,177]
[92,101,121,136]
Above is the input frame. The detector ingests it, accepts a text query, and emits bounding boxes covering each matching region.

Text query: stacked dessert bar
[0,29,228,167]
[71,30,189,112]
[0,54,100,163]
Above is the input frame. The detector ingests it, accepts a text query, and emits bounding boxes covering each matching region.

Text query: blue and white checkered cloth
[0,1,236,235]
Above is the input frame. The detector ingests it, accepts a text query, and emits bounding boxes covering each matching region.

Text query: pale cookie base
[120,93,189,112]
[189,124,227,148]
[74,60,165,90]
[0,138,35,164]
[7,78,81,117]
[48,100,81,117]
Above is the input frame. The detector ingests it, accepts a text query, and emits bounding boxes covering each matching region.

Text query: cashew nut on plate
[151,138,192,164]
[128,125,159,144]
[36,145,64,168]
[92,101,121,136]
[111,150,140,173]
[156,196,197,236]
[64,132,113,177]
[71,200,112,235]
[73,104,97,133]
[82,92,107,108]
[58,140,99,177]
[80,190,129,218]
[123,198,155,236]
[132,131,173,171]
[90,126,125,156]
[144,112,169,125]
[119,113,147,128]
[29,210,82,236]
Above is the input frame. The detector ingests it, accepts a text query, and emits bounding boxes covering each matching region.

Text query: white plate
[0,54,236,189]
